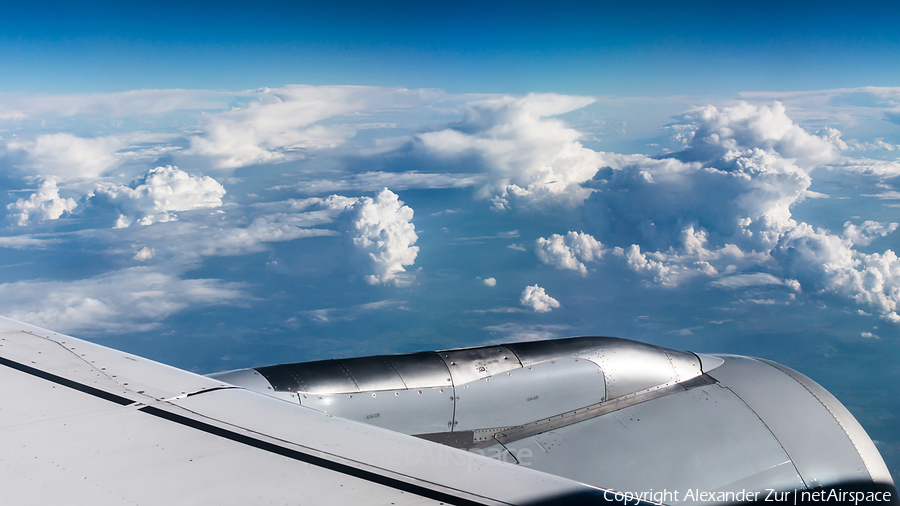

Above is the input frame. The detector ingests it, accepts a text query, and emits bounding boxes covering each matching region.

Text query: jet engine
[210,336,896,505]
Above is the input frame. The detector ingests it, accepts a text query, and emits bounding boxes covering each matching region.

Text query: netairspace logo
[601,488,894,505]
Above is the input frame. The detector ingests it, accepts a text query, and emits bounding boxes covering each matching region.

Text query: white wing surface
[0,316,621,506]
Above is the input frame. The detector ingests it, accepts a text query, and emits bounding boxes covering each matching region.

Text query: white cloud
[613,228,736,286]
[826,158,900,178]
[843,220,898,246]
[1,85,898,341]
[80,195,350,272]
[188,86,428,168]
[0,111,27,120]
[482,323,572,343]
[587,102,835,254]
[469,307,527,314]
[110,213,341,262]
[298,299,409,323]
[862,191,900,200]
[482,277,497,287]
[336,188,419,286]
[575,101,900,322]
[582,101,868,298]
[685,101,837,169]
[418,93,612,209]
[535,231,603,276]
[237,214,340,243]
[7,133,124,181]
[91,166,226,226]
[188,86,361,168]
[738,87,900,139]
[709,272,796,289]
[620,245,716,286]
[454,230,520,243]
[0,267,246,334]
[0,89,231,119]
[845,138,900,152]
[133,247,155,261]
[7,179,77,226]
[774,223,900,322]
[520,284,560,313]
[272,171,485,194]
[0,234,61,249]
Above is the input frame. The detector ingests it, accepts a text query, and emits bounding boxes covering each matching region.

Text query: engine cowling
[209,336,896,505]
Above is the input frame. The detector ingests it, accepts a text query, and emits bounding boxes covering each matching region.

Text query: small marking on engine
[366,413,380,420]
[527,396,539,402]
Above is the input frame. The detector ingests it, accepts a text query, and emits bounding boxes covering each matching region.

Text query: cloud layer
[1,85,898,336]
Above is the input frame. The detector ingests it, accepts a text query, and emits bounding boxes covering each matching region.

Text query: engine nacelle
[210,336,896,504]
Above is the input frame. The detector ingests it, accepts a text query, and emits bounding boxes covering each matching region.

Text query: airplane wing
[1,314,896,505]
[0,316,628,505]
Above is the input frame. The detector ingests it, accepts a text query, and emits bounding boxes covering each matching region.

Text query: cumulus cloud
[610,227,748,286]
[587,102,835,253]
[772,223,900,322]
[2,85,898,338]
[535,231,603,276]
[330,188,419,286]
[90,165,226,226]
[618,244,717,286]
[482,277,497,287]
[0,267,246,334]
[520,284,560,313]
[738,87,900,144]
[684,101,837,169]
[843,220,898,246]
[133,247,155,261]
[581,102,862,292]
[7,179,77,226]
[570,101,900,321]
[418,93,613,209]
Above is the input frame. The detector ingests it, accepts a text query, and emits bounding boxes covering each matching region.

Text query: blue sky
[1,0,899,481]
[3,1,899,94]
